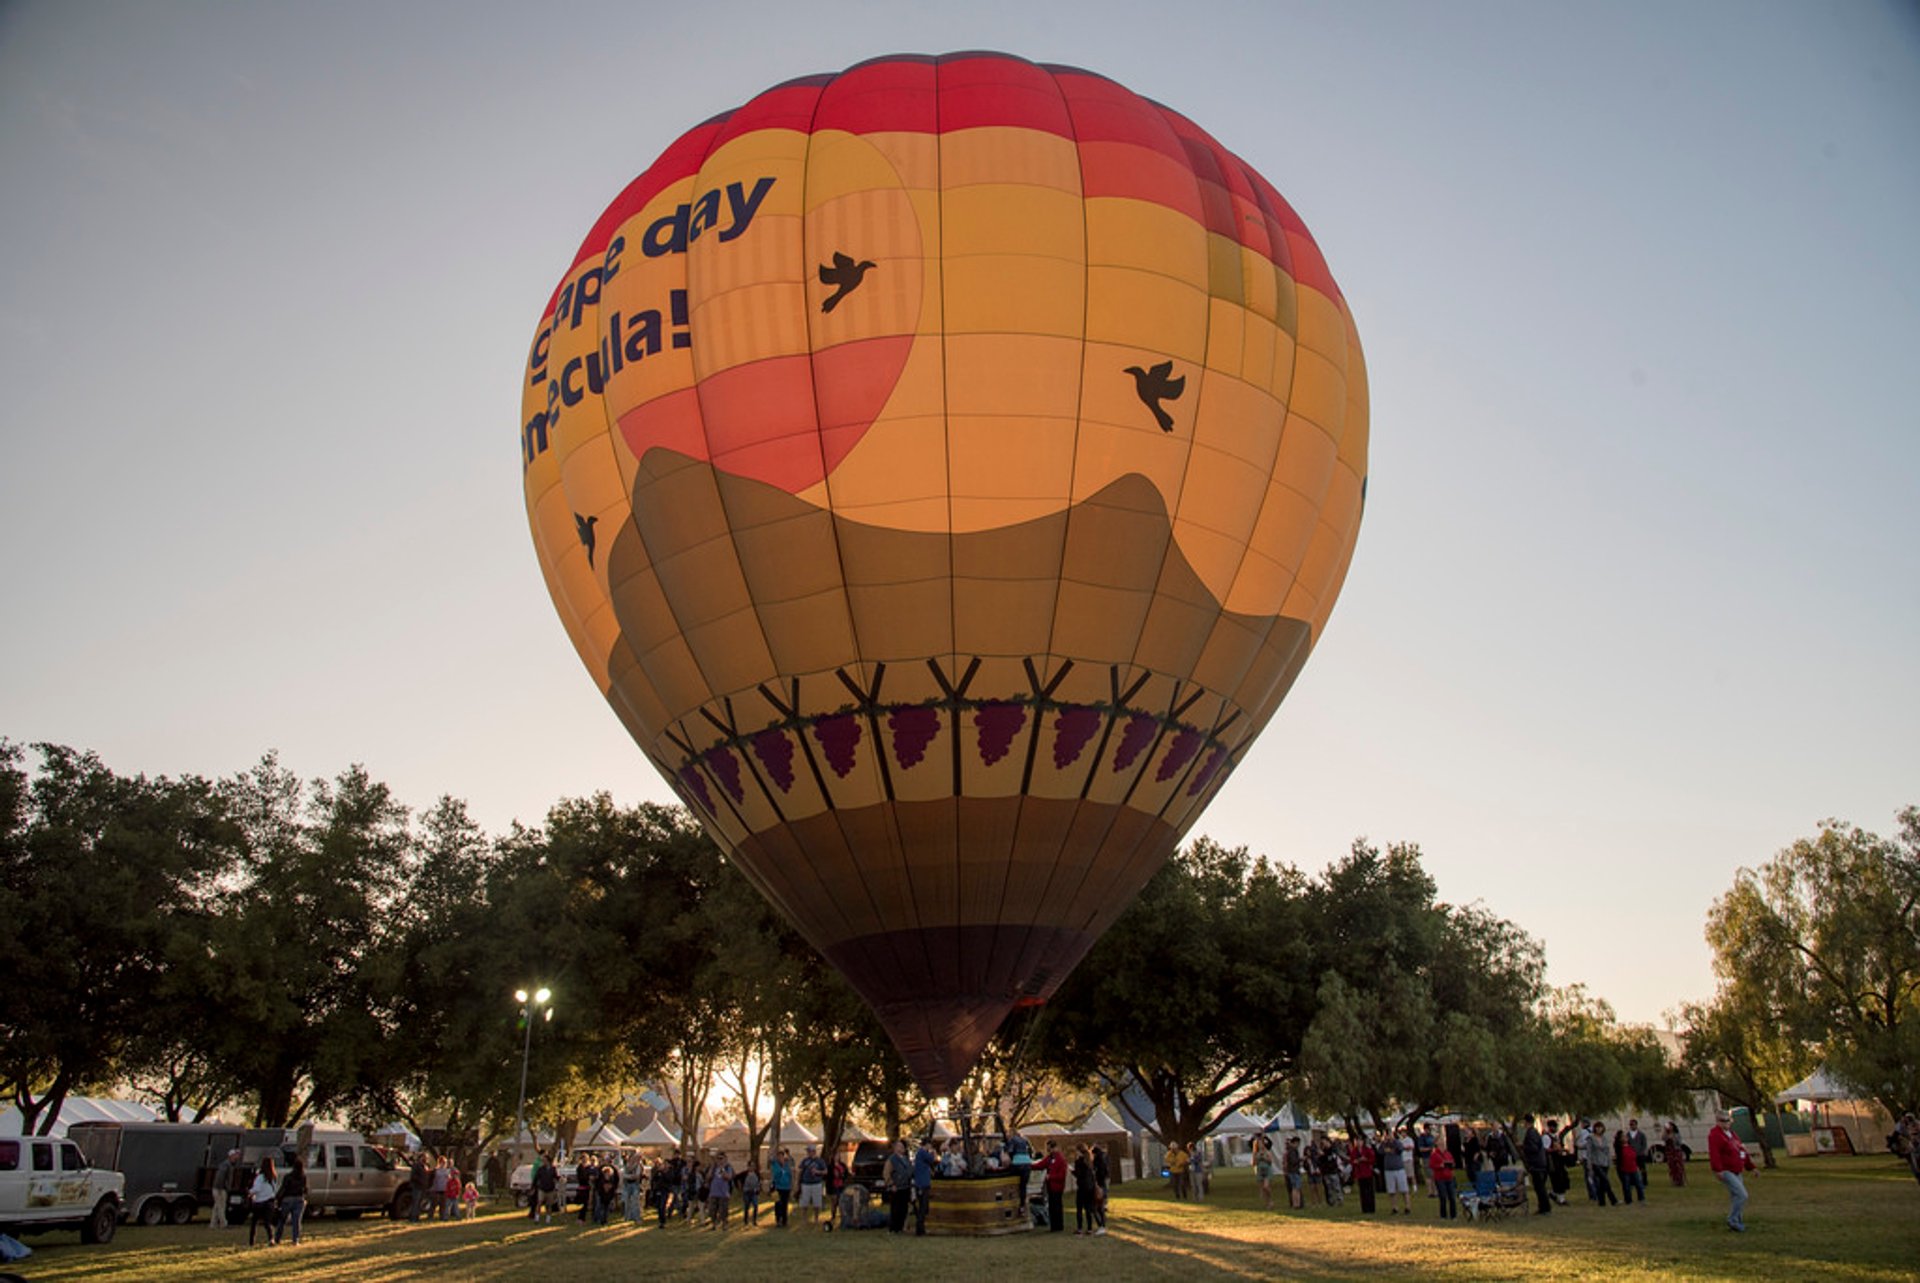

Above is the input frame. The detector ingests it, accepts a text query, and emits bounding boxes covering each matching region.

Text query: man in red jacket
[1707,1109,1754,1232]
[1038,1139,1069,1232]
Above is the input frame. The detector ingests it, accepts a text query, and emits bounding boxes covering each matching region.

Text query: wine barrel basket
[921,1173,1034,1236]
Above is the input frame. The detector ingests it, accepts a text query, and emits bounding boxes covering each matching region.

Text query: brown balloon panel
[623,454,1310,1094]
[520,52,1367,1095]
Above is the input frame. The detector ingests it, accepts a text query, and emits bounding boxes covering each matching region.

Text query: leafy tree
[0,742,238,1133]
[1292,843,1548,1129]
[486,796,721,1140]
[1675,985,1802,1169]
[1032,837,1318,1149]
[201,757,414,1126]
[1706,808,1920,1122]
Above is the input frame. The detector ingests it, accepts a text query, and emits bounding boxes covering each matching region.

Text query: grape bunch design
[974,703,1027,766]
[888,706,941,769]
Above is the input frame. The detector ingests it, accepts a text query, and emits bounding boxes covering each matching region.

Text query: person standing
[1166,1142,1190,1201]
[706,1154,734,1229]
[1543,1120,1571,1204]
[1626,1119,1652,1192]
[1252,1133,1277,1210]
[769,1147,793,1227]
[1283,1137,1306,1209]
[1008,1129,1034,1203]
[246,1157,280,1248]
[911,1138,937,1236]
[1380,1128,1412,1214]
[1190,1138,1211,1201]
[796,1144,827,1227]
[884,1139,913,1234]
[1707,1109,1753,1232]
[1428,1141,1458,1221]
[1616,1129,1645,1204]
[1350,1134,1377,1215]
[1414,1123,1436,1196]
[740,1164,761,1226]
[1662,1122,1689,1187]
[429,1157,450,1221]
[1072,1144,1098,1234]
[1521,1115,1552,1215]
[624,1152,644,1222]
[1585,1122,1619,1206]
[531,1152,557,1224]
[274,1156,308,1245]
[1038,1139,1069,1232]
[1090,1143,1110,1234]
[210,1148,238,1230]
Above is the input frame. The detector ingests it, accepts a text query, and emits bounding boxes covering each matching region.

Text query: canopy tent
[1074,1108,1126,1136]
[1775,1069,1860,1105]
[1212,1108,1269,1136]
[0,1096,159,1138]
[371,1122,422,1149]
[628,1117,683,1147]
[772,1119,819,1145]
[576,1119,631,1148]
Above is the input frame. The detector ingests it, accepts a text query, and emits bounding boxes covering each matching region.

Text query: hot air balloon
[520,52,1367,1095]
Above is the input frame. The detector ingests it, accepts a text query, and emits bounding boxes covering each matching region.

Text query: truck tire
[169,1199,196,1225]
[336,1208,363,1220]
[390,1189,414,1220]
[513,1191,530,1209]
[138,1198,167,1226]
[81,1197,120,1244]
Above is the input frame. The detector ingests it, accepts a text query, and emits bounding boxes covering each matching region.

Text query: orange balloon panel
[519,52,1368,1095]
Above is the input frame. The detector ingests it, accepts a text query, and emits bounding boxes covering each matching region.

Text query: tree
[1706,808,1920,1121]
[1521,985,1688,1132]
[1675,985,1805,1169]
[0,742,239,1134]
[1031,838,1318,1150]
[1294,843,1549,1130]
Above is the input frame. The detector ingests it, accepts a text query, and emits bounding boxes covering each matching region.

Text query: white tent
[772,1119,819,1145]
[1212,1108,1268,1136]
[628,1117,683,1147]
[576,1119,631,1147]
[1073,1108,1127,1136]
[372,1122,422,1149]
[0,1096,159,1138]
[1775,1069,1859,1105]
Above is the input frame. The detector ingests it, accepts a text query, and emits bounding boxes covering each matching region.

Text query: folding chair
[1463,1169,1501,1222]
[1494,1168,1528,1216]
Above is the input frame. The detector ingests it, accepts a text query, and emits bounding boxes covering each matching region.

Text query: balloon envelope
[520,52,1367,1094]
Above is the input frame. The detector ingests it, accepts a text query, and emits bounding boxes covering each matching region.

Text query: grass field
[13,1156,1918,1281]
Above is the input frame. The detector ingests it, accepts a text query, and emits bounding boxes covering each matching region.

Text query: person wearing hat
[795,1143,826,1226]
[1707,1109,1754,1232]
[210,1148,240,1229]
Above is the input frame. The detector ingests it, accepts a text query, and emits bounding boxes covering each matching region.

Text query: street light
[512,986,553,1160]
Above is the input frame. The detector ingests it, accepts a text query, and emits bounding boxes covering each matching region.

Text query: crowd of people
[1223,1112,1757,1231]
[512,1129,1116,1239]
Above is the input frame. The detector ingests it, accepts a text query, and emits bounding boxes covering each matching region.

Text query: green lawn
[14,1157,1918,1281]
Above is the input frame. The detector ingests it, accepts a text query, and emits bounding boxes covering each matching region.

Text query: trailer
[67,1121,247,1226]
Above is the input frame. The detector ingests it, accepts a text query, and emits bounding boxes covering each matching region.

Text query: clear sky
[2,0,1915,1027]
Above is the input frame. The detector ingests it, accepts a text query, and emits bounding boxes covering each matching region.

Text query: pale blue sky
[2,0,1915,1024]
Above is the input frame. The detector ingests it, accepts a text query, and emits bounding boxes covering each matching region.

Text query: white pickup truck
[0,1134,124,1245]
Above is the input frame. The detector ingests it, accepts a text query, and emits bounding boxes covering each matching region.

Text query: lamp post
[512,986,553,1158]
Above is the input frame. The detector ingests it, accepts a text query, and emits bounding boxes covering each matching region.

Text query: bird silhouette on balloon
[1124,360,1186,432]
[575,512,598,568]
[818,251,876,313]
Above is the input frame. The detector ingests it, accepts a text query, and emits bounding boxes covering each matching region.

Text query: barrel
[922,1173,1033,1236]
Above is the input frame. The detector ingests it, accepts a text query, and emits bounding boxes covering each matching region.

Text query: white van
[0,1135,125,1244]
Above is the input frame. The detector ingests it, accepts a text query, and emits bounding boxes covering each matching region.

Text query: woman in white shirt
[247,1156,280,1247]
